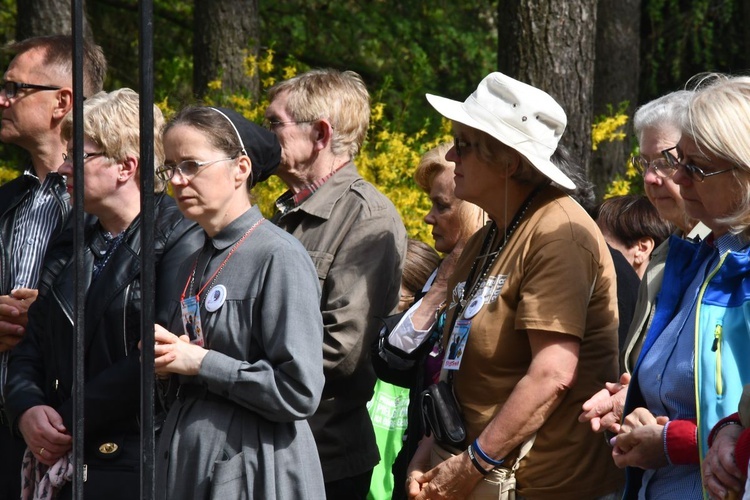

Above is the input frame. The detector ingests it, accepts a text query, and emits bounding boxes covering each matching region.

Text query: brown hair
[6,34,107,97]
[595,195,674,249]
[402,239,441,296]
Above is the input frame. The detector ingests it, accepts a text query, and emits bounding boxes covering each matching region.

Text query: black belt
[176,383,227,404]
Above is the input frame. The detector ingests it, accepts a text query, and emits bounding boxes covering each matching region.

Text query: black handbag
[420,380,467,449]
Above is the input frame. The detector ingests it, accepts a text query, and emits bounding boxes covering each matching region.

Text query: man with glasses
[265,69,406,499]
[0,35,106,498]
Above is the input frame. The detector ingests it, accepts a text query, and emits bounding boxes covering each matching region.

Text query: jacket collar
[208,205,264,251]
[277,162,360,221]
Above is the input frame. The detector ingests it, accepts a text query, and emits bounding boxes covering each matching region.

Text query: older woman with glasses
[611,75,750,499]
[580,91,712,436]
[149,106,326,499]
[4,88,201,499]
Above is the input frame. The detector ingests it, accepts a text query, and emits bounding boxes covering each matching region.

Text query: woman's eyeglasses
[62,151,106,163]
[630,155,677,179]
[661,146,736,182]
[155,157,234,181]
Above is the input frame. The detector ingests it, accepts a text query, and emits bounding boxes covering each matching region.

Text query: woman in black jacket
[4,88,201,499]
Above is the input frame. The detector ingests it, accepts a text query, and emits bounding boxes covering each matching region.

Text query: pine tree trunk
[193,0,259,100]
[16,0,92,41]
[591,0,640,199]
[498,0,597,183]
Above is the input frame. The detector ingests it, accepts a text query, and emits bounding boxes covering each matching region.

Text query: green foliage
[641,0,746,101]
[259,0,497,136]
[188,50,450,244]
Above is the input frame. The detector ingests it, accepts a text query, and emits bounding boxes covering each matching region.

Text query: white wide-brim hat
[426,72,575,190]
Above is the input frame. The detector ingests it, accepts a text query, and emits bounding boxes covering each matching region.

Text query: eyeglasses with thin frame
[453,137,475,158]
[661,146,737,182]
[3,81,61,99]
[263,118,315,131]
[155,157,235,181]
[631,155,678,179]
[62,151,106,164]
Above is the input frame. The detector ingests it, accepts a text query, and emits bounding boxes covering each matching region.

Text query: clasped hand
[579,372,630,433]
[0,288,38,351]
[18,405,72,467]
[611,407,669,469]
[139,324,208,376]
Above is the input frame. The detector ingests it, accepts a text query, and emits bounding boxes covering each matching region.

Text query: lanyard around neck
[180,219,263,302]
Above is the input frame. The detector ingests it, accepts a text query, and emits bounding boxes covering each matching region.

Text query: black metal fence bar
[70,1,86,499]
[139,0,157,498]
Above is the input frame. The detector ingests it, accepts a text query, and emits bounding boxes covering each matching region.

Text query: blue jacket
[624,234,750,498]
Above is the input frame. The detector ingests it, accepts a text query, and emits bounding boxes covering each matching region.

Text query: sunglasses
[2,81,61,99]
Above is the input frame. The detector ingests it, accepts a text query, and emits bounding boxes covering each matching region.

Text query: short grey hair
[633,90,693,144]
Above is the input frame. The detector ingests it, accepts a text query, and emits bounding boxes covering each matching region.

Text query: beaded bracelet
[466,444,491,476]
[473,438,505,467]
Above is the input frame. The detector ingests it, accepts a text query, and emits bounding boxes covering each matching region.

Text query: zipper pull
[712,324,722,352]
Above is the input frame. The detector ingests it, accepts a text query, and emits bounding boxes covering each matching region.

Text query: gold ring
[39,447,45,456]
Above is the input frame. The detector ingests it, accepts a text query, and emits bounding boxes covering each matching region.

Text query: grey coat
[156,206,325,500]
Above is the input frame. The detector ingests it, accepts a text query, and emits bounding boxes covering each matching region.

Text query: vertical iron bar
[139,0,156,498]
[71,1,85,499]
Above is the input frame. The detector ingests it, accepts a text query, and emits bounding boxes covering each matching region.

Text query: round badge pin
[464,295,484,319]
[205,284,227,312]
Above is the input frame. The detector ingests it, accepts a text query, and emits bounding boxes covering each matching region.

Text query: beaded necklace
[457,186,541,314]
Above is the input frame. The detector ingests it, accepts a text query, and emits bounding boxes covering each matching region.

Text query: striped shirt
[10,170,68,288]
[0,169,69,405]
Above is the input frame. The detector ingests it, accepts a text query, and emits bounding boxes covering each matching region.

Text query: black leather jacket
[5,193,202,458]
[0,172,69,295]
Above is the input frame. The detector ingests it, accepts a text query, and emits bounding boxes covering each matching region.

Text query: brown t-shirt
[445,186,623,499]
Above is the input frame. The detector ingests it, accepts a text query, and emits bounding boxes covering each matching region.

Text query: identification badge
[443,319,471,371]
[205,284,227,312]
[180,295,204,346]
[464,294,484,319]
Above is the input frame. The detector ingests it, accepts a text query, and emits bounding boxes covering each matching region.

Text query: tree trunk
[193,0,259,100]
[591,0,640,199]
[16,0,92,41]
[497,0,597,184]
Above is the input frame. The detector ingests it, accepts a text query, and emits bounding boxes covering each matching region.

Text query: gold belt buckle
[98,442,119,454]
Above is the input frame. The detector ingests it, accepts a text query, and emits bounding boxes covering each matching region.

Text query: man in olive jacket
[266,69,406,499]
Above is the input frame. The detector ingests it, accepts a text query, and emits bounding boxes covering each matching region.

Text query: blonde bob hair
[680,74,750,234]
[61,88,166,193]
[414,142,486,245]
[267,69,370,159]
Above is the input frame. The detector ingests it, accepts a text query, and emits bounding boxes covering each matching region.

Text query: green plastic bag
[367,378,410,500]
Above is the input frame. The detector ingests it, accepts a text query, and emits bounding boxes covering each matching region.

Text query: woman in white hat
[405,73,622,499]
